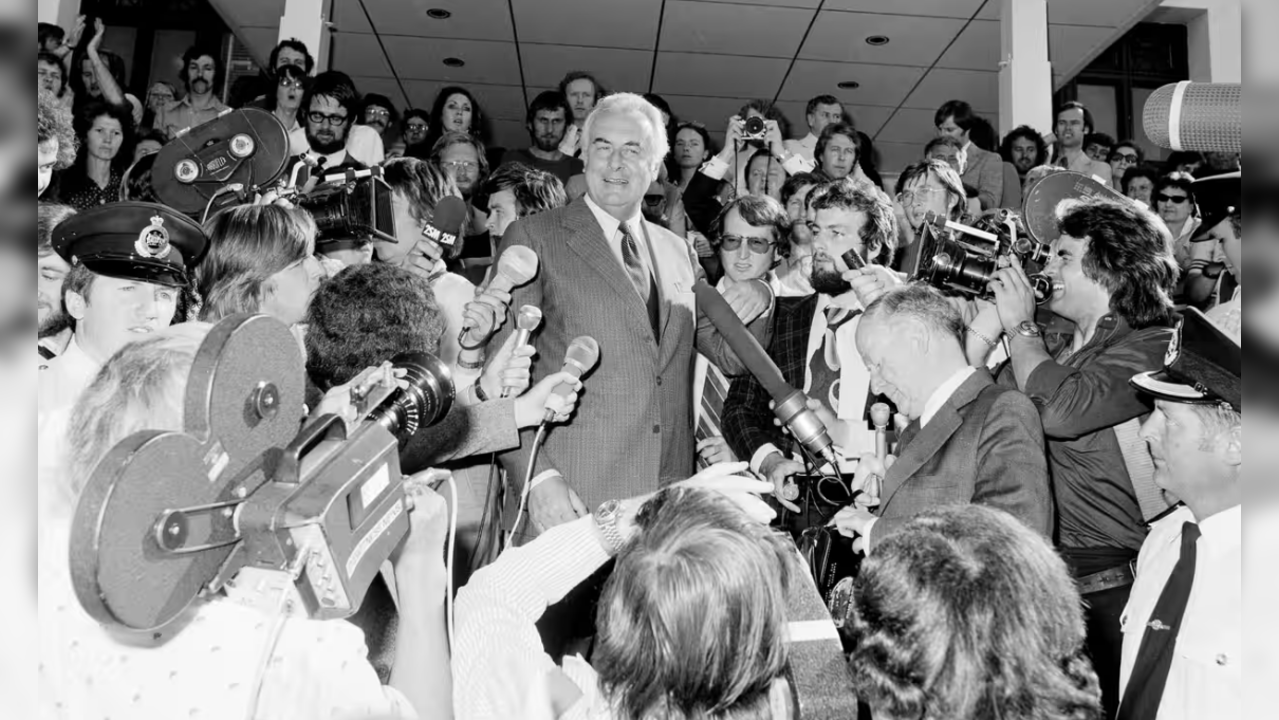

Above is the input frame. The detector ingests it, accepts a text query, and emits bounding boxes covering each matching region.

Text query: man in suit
[491,93,769,535]
[935,100,1004,211]
[829,283,1053,550]
[721,177,899,514]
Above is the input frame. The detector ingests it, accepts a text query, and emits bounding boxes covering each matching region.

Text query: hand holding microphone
[458,245,538,344]
[541,336,599,425]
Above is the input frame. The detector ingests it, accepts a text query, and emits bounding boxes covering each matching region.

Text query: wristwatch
[1014,320,1042,338]
[595,499,626,555]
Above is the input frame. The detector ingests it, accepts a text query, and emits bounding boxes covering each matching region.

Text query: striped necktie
[620,223,660,337]
[695,362,731,469]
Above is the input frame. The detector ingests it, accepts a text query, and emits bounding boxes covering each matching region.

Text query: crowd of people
[37,18,1242,720]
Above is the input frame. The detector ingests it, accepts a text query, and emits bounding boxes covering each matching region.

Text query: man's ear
[65,290,87,321]
[1220,423,1242,467]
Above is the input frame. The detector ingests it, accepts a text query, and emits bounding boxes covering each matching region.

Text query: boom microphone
[1143,81,1240,153]
[692,281,839,467]
[542,336,599,423]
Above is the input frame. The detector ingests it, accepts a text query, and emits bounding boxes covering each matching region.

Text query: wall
[1157,0,1241,83]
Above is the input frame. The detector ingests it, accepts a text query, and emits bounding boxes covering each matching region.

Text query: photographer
[964,197,1178,716]
[892,159,966,273]
[40,323,451,720]
[453,467,792,720]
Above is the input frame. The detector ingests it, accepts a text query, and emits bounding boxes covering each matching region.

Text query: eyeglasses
[307,111,349,126]
[440,160,479,173]
[278,77,304,90]
[405,122,428,133]
[897,187,948,206]
[364,108,390,120]
[719,235,775,254]
[1112,152,1139,163]
[643,195,666,206]
[1156,194,1190,205]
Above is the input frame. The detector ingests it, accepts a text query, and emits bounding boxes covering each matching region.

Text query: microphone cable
[507,423,550,546]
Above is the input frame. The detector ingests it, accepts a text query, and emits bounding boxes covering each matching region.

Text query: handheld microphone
[502,306,543,399]
[1142,81,1240,153]
[542,336,599,424]
[460,245,539,339]
[692,281,839,468]
[424,196,469,250]
[870,403,890,462]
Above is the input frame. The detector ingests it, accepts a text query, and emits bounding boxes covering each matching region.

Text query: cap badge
[1165,318,1183,366]
[136,215,172,260]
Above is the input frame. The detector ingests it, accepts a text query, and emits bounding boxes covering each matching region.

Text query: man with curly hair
[39,89,77,197]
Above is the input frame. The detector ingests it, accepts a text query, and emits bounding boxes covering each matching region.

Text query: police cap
[51,202,208,288]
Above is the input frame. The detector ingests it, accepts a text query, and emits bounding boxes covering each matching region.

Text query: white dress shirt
[1118,504,1241,720]
[783,132,818,162]
[583,193,653,281]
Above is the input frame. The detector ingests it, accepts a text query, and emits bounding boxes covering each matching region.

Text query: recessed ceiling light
[837,80,860,90]
[866,35,890,46]
[443,57,465,67]
[426,8,451,19]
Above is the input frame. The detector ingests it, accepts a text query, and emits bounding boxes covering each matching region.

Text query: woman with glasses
[1107,141,1143,192]
[892,159,965,274]
[1156,171,1226,305]
[267,64,309,156]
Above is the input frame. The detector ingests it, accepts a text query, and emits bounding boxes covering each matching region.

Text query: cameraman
[964,197,1179,716]
[892,159,966,273]
[40,323,451,719]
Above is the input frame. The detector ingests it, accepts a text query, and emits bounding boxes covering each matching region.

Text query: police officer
[38,202,208,424]
[1117,307,1241,720]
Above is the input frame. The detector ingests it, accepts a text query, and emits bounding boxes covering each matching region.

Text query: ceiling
[215,0,1164,172]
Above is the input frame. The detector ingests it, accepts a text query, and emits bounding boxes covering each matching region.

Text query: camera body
[910,210,1055,304]
[294,166,397,248]
[742,115,767,142]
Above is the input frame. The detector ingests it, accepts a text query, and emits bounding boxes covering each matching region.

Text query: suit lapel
[879,371,991,508]
[562,199,655,343]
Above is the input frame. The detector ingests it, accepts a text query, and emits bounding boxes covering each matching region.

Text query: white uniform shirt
[37,337,101,425]
[1118,504,1241,720]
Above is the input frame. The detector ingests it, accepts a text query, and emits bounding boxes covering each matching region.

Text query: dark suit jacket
[723,294,820,463]
[490,197,746,509]
[871,369,1053,549]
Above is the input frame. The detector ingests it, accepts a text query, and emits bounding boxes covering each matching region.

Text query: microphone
[423,196,469,250]
[1143,81,1240,153]
[460,245,539,339]
[692,281,839,468]
[870,402,890,463]
[502,305,543,399]
[542,336,599,424]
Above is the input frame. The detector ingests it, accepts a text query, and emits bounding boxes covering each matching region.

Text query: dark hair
[401,108,430,134]
[815,122,859,172]
[1166,150,1205,173]
[846,505,1102,720]
[361,92,399,128]
[300,71,361,125]
[558,71,606,103]
[709,194,790,258]
[810,177,897,266]
[69,48,127,107]
[999,125,1049,167]
[1057,198,1178,328]
[641,93,673,123]
[180,46,225,94]
[268,38,314,75]
[1056,101,1095,135]
[39,89,78,169]
[38,51,67,96]
[781,171,823,207]
[1107,140,1144,165]
[424,86,488,151]
[119,152,159,202]
[806,94,842,117]
[1084,132,1115,152]
[967,115,998,152]
[593,487,795,720]
[305,263,447,391]
[1154,171,1196,203]
[526,90,572,126]
[483,162,567,218]
[934,99,978,132]
[1121,164,1160,195]
[39,22,65,48]
[737,99,791,139]
[265,64,308,113]
[73,99,135,171]
[894,160,965,221]
[673,121,716,156]
[924,135,963,156]
[39,202,76,256]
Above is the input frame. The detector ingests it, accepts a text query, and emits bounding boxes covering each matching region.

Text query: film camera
[742,115,768,142]
[908,171,1129,304]
[69,314,454,633]
[294,165,397,249]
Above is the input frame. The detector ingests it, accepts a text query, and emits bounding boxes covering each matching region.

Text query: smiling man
[38,202,208,423]
[154,46,228,139]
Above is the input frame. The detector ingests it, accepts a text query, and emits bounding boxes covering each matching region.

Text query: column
[1159,0,1241,83]
[278,0,330,74]
[37,0,80,37]
[998,0,1054,138]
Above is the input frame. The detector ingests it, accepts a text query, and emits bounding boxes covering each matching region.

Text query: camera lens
[744,116,765,136]
[367,352,455,443]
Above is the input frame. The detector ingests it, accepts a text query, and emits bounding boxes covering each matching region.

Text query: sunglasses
[1156,194,1190,205]
[719,236,775,254]
[1112,152,1138,163]
[643,195,666,206]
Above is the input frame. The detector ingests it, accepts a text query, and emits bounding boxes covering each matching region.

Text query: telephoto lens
[366,352,455,443]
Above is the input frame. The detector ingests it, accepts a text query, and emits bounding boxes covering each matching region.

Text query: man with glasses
[1107,142,1144,192]
[893,159,966,274]
[359,93,399,148]
[295,71,381,169]
[396,109,431,158]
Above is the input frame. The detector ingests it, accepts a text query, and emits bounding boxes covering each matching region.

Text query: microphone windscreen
[563,336,600,376]
[428,196,469,246]
[1143,81,1241,153]
[494,245,540,288]
[516,305,543,331]
[692,281,791,399]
